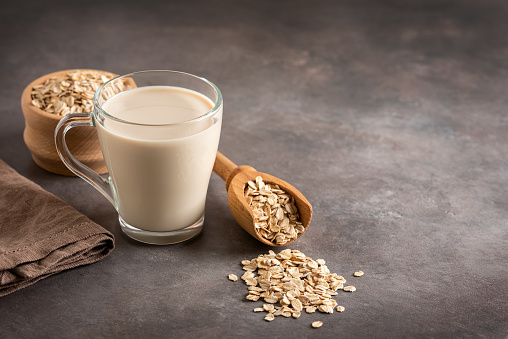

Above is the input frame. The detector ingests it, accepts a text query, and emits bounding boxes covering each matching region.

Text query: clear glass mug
[55,70,222,245]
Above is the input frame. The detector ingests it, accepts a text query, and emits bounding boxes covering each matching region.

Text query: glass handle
[54,112,115,207]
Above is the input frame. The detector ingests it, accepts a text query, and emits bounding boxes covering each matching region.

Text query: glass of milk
[55,70,222,244]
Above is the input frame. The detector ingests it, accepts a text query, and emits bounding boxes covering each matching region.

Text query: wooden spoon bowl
[213,152,312,246]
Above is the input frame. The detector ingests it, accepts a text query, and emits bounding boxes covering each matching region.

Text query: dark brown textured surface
[1,0,507,337]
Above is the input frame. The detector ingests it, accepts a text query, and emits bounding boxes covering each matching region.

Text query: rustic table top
[1,0,507,337]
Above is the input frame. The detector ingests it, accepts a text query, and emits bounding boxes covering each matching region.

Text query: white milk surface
[97,86,221,232]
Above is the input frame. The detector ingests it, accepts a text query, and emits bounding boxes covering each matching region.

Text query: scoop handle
[213,152,256,190]
[213,151,237,182]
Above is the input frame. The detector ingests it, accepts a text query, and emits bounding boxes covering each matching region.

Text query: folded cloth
[0,159,114,297]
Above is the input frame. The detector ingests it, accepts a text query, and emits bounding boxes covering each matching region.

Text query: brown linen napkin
[0,159,114,297]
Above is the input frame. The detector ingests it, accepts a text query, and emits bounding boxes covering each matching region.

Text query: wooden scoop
[213,151,312,246]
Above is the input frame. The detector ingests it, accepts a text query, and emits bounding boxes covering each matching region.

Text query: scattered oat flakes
[343,286,356,292]
[354,271,364,277]
[318,305,334,314]
[254,308,264,312]
[263,304,275,312]
[245,176,304,245]
[228,274,238,281]
[264,313,275,322]
[312,321,323,328]
[246,294,260,301]
[30,70,126,116]
[305,306,317,314]
[336,306,345,312]
[239,249,353,322]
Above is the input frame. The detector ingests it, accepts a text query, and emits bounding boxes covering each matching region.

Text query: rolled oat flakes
[239,249,352,322]
[30,70,123,116]
[245,176,304,245]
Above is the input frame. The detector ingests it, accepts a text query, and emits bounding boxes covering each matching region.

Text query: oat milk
[96,86,221,232]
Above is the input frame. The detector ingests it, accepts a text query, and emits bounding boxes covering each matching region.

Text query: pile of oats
[31,70,120,116]
[237,249,356,322]
[245,176,304,245]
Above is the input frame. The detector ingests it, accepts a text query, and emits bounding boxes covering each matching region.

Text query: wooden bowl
[21,69,116,176]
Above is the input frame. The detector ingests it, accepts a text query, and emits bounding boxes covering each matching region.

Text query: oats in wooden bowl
[21,69,118,176]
